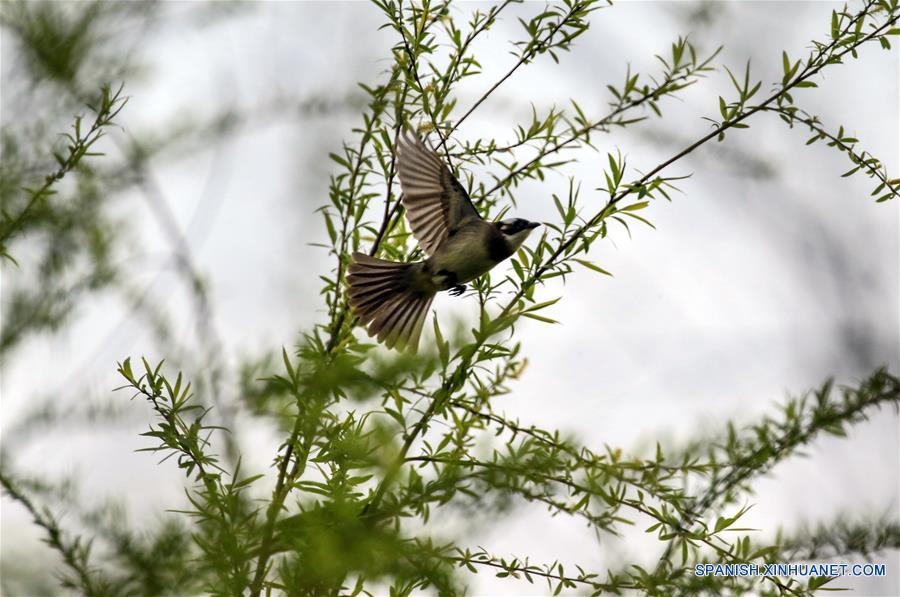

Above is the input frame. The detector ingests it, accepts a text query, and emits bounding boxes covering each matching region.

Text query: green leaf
[384,407,406,428]
[233,474,264,489]
[607,152,620,182]
[621,201,649,212]
[525,297,561,312]
[808,576,834,590]
[573,259,613,277]
[521,312,559,324]
[329,152,352,169]
[433,317,449,367]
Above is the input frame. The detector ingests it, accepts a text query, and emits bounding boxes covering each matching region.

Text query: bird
[347,130,541,352]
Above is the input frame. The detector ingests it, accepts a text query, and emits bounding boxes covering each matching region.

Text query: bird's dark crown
[496,218,539,235]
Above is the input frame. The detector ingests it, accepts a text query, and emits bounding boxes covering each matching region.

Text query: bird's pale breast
[426,220,510,286]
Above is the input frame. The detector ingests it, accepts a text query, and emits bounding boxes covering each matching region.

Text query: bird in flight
[347,131,541,352]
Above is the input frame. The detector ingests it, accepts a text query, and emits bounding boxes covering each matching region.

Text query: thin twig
[506,0,893,316]
[448,1,592,136]
[478,62,712,202]
[0,471,106,596]
[396,0,455,168]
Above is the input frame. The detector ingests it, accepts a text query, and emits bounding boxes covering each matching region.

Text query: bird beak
[526,221,541,230]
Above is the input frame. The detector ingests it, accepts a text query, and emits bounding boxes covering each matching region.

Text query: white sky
[2,1,898,595]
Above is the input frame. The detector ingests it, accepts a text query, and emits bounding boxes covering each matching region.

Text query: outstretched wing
[396,130,481,257]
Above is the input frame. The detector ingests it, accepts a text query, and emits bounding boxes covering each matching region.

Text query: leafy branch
[477,38,720,202]
[247,350,325,597]
[442,545,631,595]
[781,517,900,561]
[657,368,900,572]
[0,83,127,261]
[449,0,602,135]
[486,0,898,332]
[0,471,111,596]
[761,104,900,202]
[116,358,259,595]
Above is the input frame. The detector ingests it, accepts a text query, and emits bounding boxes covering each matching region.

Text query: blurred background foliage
[1,0,898,595]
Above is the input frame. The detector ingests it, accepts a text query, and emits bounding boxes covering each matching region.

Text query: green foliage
[0,84,129,359]
[0,0,195,367]
[0,83,127,262]
[0,472,114,597]
[3,0,899,596]
[781,517,900,561]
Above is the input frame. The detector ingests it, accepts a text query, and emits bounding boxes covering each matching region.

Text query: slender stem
[440,552,633,592]
[0,472,105,596]
[506,0,893,317]
[625,499,802,596]
[369,81,411,256]
[436,0,516,102]
[478,66,703,202]
[1,84,126,248]
[248,410,313,597]
[446,397,698,476]
[449,1,591,136]
[396,0,455,167]
[360,389,444,517]
[759,105,900,199]
[324,90,390,354]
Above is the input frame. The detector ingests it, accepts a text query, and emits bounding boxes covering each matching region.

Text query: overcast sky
[2,1,898,594]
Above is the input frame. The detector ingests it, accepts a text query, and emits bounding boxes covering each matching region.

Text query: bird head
[496,218,541,251]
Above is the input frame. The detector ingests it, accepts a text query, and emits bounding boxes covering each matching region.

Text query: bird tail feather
[347,252,434,352]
